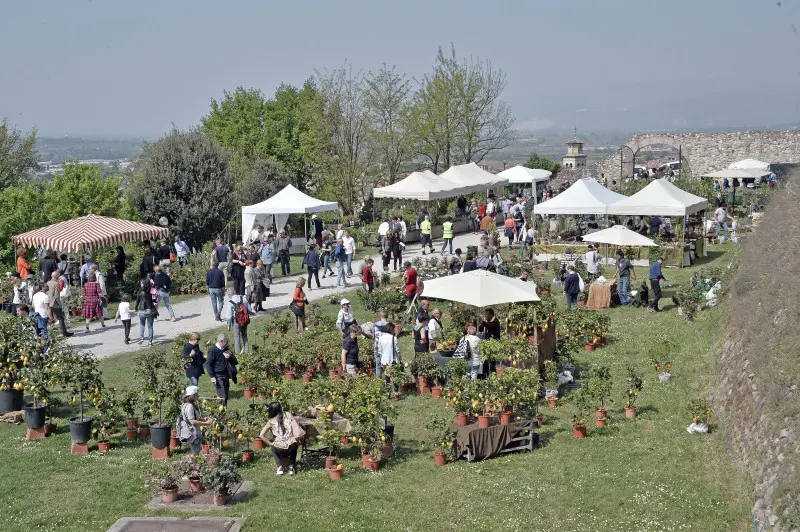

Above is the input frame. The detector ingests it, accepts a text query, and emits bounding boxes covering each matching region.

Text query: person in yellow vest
[440,218,454,255]
[420,215,434,255]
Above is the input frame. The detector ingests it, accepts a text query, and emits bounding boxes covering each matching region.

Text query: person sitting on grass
[260,401,305,476]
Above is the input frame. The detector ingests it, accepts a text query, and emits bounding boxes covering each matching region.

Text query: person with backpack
[454,322,482,379]
[177,385,211,454]
[301,243,321,290]
[390,230,403,272]
[135,279,157,346]
[226,288,252,354]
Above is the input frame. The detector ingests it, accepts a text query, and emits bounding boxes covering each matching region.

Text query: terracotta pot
[161,487,179,504]
[625,406,637,418]
[242,449,254,463]
[367,368,375,377]
[98,440,111,453]
[598,408,608,419]
[495,367,503,374]
[393,392,400,402]
[243,387,255,399]
[138,426,151,440]
[126,418,139,429]
[547,397,558,408]
[380,443,393,458]
[201,443,211,453]
[418,376,430,393]
[324,456,337,469]
[572,425,587,438]
[536,414,543,427]
[456,412,469,426]
[594,417,607,428]
[577,300,585,307]
[302,374,313,384]
[284,371,296,381]
[328,467,343,480]
[125,428,137,441]
[500,412,514,425]
[329,369,338,378]
[431,386,443,399]
[169,436,180,449]
[421,386,432,395]
[361,452,371,467]
[585,343,596,352]
[434,451,447,467]
[188,476,204,493]
[213,491,229,506]
[253,437,265,450]
[365,457,380,472]
[478,415,491,429]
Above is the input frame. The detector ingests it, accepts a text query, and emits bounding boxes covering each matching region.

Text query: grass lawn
[0,245,753,531]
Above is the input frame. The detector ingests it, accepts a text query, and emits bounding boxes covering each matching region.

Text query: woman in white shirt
[373,323,400,378]
[114,294,134,344]
[427,308,443,352]
[335,299,357,337]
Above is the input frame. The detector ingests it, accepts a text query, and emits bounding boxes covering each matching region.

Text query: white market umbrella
[420,269,540,308]
[581,225,657,247]
[729,158,770,173]
[702,168,764,179]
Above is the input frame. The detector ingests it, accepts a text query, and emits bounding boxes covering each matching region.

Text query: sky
[2,0,800,137]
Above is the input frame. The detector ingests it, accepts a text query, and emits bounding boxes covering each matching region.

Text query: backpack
[454,335,473,359]
[235,302,250,327]
[59,277,70,298]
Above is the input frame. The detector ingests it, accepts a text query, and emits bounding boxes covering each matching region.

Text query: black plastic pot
[150,422,172,449]
[24,403,46,429]
[69,417,93,444]
[0,389,23,414]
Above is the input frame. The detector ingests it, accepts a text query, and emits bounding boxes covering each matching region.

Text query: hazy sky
[2,0,800,136]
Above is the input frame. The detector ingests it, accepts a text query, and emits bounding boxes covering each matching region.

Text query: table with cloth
[587,279,617,310]
[454,419,537,462]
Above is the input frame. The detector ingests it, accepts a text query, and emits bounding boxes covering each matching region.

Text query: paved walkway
[67,232,639,359]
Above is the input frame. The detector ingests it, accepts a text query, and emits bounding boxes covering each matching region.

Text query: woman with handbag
[290,277,307,333]
[259,401,305,476]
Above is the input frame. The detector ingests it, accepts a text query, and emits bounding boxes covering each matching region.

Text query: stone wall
[594,130,800,182]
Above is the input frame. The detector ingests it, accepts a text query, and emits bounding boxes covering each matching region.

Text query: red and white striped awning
[12,214,169,253]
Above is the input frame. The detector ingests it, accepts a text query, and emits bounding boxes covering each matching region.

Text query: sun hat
[340,298,350,305]
[312,214,317,219]
[183,385,199,399]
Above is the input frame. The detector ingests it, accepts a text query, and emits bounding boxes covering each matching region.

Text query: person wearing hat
[336,298,357,338]
[585,244,600,281]
[312,215,324,248]
[177,385,211,454]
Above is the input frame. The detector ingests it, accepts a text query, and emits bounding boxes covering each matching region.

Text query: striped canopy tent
[12,214,169,253]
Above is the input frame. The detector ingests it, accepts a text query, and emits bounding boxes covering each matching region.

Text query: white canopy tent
[702,168,765,180]
[241,184,338,244]
[606,179,707,217]
[420,269,540,307]
[498,165,552,184]
[581,225,657,247]
[729,158,770,173]
[533,178,627,215]
[439,162,509,194]
[373,170,465,201]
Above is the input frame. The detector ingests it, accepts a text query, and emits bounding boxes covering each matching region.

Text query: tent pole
[681,215,686,269]
[304,214,308,246]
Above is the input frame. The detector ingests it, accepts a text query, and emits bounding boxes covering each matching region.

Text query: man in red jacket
[403,262,417,303]
[362,258,375,293]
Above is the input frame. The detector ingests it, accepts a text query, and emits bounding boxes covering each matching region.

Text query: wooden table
[454,419,537,462]
[587,279,617,310]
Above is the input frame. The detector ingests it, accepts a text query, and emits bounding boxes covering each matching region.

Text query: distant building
[562,138,587,169]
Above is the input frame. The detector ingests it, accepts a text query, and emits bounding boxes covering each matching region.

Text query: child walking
[114,293,134,344]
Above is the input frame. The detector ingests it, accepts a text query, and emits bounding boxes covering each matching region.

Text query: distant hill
[35,137,151,163]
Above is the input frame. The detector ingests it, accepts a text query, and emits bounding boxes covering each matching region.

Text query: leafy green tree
[131,130,233,248]
[201,87,269,162]
[43,162,124,223]
[0,120,39,188]
[523,152,560,173]
[237,159,293,208]
[0,183,45,264]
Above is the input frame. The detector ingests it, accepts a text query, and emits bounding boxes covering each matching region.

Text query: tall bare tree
[363,64,411,184]
[315,62,371,214]
[0,120,38,188]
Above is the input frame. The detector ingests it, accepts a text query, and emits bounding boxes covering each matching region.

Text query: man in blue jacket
[563,265,581,310]
[260,233,276,282]
[649,257,667,312]
[206,261,226,322]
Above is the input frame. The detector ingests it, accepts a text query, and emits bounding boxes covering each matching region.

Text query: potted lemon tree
[424,414,455,466]
[134,349,184,450]
[58,348,104,446]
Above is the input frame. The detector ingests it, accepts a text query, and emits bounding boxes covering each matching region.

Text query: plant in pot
[92,389,123,452]
[479,338,508,373]
[121,390,140,432]
[160,475,179,504]
[0,315,44,414]
[570,384,592,438]
[542,360,560,407]
[445,358,469,383]
[316,422,342,471]
[412,354,439,394]
[385,363,410,399]
[18,335,53,433]
[424,414,455,467]
[687,399,712,434]
[624,365,643,418]
[200,453,241,506]
[134,348,184,450]
[171,453,205,493]
[57,348,104,446]
[428,364,447,398]
[586,365,612,427]
[236,406,261,463]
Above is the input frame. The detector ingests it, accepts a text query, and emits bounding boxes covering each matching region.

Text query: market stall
[606,179,708,267]
[533,178,627,216]
[498,165,551,204]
